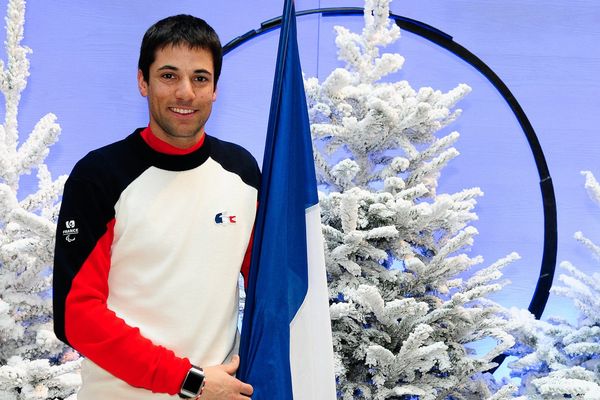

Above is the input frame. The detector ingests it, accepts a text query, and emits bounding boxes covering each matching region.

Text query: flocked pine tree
[304,0,520,398]
[507,171,600,399]
[0,0,81,398]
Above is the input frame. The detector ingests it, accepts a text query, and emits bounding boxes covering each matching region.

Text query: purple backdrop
[6,0,599,334]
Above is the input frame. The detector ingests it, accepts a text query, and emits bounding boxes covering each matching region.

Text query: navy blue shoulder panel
[72,133,147,201]
[206,135,261,192]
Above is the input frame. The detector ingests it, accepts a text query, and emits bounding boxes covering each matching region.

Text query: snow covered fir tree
[0,0,81,398]
[304,0,519,398]
[4,0,594,399]
[506,171,600,399]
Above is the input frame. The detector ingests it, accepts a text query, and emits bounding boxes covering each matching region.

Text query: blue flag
[237,0,336,399]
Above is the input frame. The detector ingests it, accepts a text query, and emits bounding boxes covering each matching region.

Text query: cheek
[196,87,216,103]
[197,93,216,106]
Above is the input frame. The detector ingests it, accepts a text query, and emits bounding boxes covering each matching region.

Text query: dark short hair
[138,14,223,86]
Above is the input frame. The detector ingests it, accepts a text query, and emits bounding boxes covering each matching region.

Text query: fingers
[231,354,240,367]
[203,356,252,400]
[222,354,240,375]
[239,381,253,396]
[228,356,253,395]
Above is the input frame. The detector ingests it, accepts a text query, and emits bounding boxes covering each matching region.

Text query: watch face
[183,368,205,394]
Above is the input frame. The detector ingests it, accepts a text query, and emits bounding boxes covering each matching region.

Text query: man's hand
[200,355,253,399]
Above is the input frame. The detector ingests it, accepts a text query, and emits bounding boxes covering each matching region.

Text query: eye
[195,76,209,82]
[161,73,175,79]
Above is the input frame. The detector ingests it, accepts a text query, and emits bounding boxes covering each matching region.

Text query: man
[53,15,257,399]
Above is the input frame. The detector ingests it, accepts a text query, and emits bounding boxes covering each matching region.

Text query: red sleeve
[241,202,259,289]
[65,220,190,394]
[54,174,189,395]
[241,229,254,289]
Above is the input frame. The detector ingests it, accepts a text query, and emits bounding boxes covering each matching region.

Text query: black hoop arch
[223,6,558,367]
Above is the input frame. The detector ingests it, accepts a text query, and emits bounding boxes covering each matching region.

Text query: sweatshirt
[53,128,259,399]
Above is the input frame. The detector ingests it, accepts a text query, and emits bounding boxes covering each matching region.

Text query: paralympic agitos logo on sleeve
[62,220,79,242]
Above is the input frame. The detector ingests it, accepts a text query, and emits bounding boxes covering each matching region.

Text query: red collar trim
[140,127,205,155]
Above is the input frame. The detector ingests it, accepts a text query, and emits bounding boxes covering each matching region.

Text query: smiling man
[53,15,258,400]
[138,43,216,148]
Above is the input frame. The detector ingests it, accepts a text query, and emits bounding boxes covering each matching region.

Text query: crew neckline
[140,126,205,155]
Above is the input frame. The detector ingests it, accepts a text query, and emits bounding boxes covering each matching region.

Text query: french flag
[237,0,336,399]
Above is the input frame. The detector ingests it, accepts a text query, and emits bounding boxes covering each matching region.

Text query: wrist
[178,365,205,399]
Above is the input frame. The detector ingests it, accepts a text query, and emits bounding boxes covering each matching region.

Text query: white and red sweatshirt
[53,127,259,399]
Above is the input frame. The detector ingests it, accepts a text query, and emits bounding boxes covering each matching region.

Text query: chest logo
[215,212,236,225]
[62,220,79,242]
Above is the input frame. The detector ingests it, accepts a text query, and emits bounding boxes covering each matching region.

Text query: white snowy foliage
[0,0,77,398]
[487,383,521,400]
[507,171,600,399]
[532,367,600,400]
[308,0,518,398]
[305,1,471,194]
[582,170,600,207]
[0,356,81,400]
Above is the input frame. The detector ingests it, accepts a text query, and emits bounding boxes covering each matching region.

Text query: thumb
[223,354,240,375]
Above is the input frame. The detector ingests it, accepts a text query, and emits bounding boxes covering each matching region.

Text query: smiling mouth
[169,107,196,115]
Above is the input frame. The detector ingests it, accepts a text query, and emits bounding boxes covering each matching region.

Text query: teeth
[171,107,195,115]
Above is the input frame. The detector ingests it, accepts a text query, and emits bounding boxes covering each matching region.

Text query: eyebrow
[156,65,212,75]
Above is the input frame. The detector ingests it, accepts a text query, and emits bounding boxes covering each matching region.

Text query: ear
[212,86,218,102]
[137,70,148,97]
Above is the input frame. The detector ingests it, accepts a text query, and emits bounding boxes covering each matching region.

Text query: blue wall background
[6,0,599,322]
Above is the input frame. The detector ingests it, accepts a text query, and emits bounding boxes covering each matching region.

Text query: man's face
[137,44,217,148]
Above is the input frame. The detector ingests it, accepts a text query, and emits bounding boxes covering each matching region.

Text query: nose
[175,79,195,101]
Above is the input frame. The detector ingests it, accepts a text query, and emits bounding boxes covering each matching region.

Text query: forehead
[151,44,214,72]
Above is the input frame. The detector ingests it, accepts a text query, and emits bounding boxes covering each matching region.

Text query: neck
[152,126,204,149]
[141,126,205,155]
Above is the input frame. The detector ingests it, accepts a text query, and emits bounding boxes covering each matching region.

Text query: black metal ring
[223,7,558,368]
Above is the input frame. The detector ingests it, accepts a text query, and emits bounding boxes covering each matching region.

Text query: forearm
[53,173,190,394]
[65,289,190,394]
